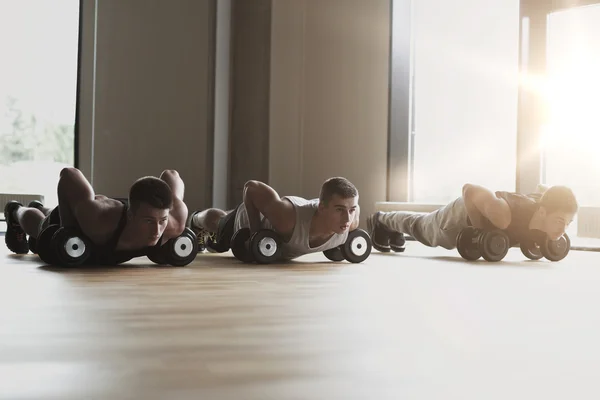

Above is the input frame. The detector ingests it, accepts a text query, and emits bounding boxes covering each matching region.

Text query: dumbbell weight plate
[231,228,254,263]
[250,229,283,264]
[456,227,481,261]
[28,236,37,254]
[340,229,372,263]
[166,228,199,266]
[478,230,510,262]
[323,246,345,262]
[520,240,543,260]
[36,224,61,265]
[540,233,570,262]
[52,227,93,267]
[148,247,169,265]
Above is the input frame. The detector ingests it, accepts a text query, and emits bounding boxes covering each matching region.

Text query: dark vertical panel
[227,0,272,208]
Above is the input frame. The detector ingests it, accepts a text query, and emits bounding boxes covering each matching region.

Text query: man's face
[541,207,575,241]
[130,202,170,246]
[319,195,359,234]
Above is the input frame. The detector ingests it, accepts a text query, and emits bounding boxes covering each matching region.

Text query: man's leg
[371,197,470,250]
[366,212,393,252]
[4,201,47,254]
[188,208,229,252]
[28,200,53,217]
[189,208,227,233]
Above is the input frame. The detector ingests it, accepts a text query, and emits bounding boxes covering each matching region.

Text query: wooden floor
[2,243,600,400]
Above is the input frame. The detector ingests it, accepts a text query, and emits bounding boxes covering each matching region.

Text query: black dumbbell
[520,240,543,260]
[230,228,283,264]
[249,229,283,264]
[147,247,169,265]
[457,227,510,262]
[36,224,61,265]
[340,229,372,263]
[539,233,570,262]
[148,228,198,266]
[323,246,345,262]
[477,229,510,262]
[456,226,482,261]
[52,227,94,266]
[525,230,571,262]
[230,228,254,263]
[28,236,37,254]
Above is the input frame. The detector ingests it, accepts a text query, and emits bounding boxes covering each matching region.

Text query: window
[0,1,79,208]
[410,0,520,203]
[543,4,600,207]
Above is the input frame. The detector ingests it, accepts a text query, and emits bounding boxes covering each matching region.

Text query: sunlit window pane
[544,4,600,207]
[411,0,519,203]
[0,1,79,207]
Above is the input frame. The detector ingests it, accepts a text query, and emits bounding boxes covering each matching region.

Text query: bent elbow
[60,167,80,180]
[58,168,83,192]
[462,183,474,198]
[243,180,262,196]
[160,169,180,179]
[244,180,260,189]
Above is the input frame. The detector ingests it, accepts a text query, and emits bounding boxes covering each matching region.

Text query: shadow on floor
[369,250,558,268]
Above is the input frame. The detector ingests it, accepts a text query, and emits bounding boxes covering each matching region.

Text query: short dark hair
[539,185,578,215]
[319,177,358,205]
[128,176,173,213]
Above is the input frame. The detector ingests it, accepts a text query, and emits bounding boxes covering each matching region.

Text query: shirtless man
[188,177,360,260]
[4,167,188,265]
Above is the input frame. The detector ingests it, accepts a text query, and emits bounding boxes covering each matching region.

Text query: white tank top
[233,195,349,260]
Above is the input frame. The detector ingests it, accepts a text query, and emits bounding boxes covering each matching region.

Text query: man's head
[318,177,359,234]
[537,185,578,240]
[128,176,173,246]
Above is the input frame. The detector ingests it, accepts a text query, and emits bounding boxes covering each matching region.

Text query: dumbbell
[250,229,284,264]
[540,233,570,261]
[36,225,93,266]
[52,227,93,266]
[323,246,345,262]
[36,224,61,265]
[230,228,254,263]
[456,227,510,262]
[519,240,543,260]
[323,228,372,263]
[230,228,283,264]
[521,232,570,262]
[148,228,198,266]
[28,236,38,254]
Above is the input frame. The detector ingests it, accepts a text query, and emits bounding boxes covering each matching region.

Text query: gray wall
[78,0,216,211]
[235,0,391,225]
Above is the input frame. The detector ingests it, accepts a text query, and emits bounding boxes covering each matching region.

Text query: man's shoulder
[495,191,541,207]
[281,195,317,207]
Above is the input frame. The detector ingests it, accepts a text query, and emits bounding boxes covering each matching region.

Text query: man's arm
[57,168,121,241]
[160,169,188,239]
[243,180,296,236]
[462,184,511,230]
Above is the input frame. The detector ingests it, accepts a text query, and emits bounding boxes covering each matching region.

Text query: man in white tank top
[188,177,360,260]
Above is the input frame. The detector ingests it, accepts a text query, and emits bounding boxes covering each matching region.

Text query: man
[188,177,360,260]
[4,167,188,265]
[366,184,578,253]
